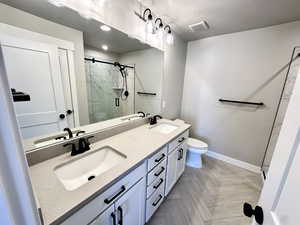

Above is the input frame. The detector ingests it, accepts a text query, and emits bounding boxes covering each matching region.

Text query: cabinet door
[165,149,179,195]
[89,205,115,225]
[114,178,146,225]
[177,144,187,179]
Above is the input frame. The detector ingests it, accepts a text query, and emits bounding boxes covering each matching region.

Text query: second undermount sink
[150,123,179,134]
[54,146,126,191]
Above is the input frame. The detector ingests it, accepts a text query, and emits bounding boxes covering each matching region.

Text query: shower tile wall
[85,61,134,123]
[263,50,300,172]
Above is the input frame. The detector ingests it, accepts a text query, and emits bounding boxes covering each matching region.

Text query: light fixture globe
[143,8,154,34]
[164,25,174,45]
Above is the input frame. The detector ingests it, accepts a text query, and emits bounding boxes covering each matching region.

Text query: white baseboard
[206,151,261,174]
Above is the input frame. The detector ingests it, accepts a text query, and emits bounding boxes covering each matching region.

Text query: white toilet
[186,138,208,168]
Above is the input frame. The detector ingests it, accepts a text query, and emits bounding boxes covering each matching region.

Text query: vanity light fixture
[100,25,111,31]
[164,25,174,45]
[48,0,66,7]
[102,45,108,51]
[155,18,164,38]
[143,8,154,34]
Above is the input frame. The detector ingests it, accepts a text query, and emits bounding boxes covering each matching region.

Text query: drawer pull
[104,186,126,204]
[154,153,165,163]
[111,212,117,225]
[117,206,123,225]
[154,167,165,176]
[178,137,185,143]
[152,194,163,207]
[153,178,164,189]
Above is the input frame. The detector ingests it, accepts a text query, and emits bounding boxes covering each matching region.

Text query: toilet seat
[188,138,208,149]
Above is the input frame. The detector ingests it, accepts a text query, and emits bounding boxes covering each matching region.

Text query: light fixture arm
[155,18,163,28]
[143,8,152,20]
[164,25,172,34]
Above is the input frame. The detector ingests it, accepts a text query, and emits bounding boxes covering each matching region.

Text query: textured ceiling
[140,0,300,41]
[0,0,150,53]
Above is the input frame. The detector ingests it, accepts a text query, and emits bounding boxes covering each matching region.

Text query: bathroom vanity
[29,119,190,225]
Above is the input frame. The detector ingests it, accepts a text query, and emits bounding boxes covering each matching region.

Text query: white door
[0,36,68,139]
[165,149,178,195]
[58,48,75,128]
[114,178,146,225]
[254,57,300,225]
[89,205,115,225]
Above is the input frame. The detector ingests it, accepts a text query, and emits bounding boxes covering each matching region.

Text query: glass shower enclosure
[85,58,135,123]
[261,47,300,178]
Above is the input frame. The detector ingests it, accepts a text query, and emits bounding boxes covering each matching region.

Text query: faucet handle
[86,136,95,145]
[76,130,85,136]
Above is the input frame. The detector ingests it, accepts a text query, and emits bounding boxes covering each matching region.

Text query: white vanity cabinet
[165,131,188,195]
[88,205,115,225]
[90,177,146,225]
[114,178,146,225]
[145,146,168,222]
[59,129,190,225]
[60,162,146,225]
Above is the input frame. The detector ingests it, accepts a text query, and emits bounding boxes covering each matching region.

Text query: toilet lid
[188,138,208,149]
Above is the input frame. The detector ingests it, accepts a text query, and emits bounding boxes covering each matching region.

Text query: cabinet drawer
[168,130,189,153]
[61,162,147,225]
[145,182,165,222]
[147,146,167,172]
[147,159,166,186]
[146,171,166,199]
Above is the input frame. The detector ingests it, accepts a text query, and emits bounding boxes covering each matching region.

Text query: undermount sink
[150,123,179,134]
[54,146,126,191]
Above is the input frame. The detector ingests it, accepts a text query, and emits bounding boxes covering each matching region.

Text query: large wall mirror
[0,0,164,151]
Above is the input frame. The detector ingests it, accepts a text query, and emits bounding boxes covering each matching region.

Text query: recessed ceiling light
[102,45,108,51]
[100,25,111,32]
[48,0,66,7]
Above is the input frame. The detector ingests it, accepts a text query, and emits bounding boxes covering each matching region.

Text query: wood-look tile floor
[147,156,263,225]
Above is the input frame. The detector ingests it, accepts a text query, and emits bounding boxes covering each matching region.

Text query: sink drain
[88,175,95,181]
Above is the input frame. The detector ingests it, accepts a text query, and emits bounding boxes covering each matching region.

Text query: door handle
[66,109,73,115]
[104,186,126,204]
[117,206,123,225]
[243,202,264,225]
[59,113,66,119]
[111,212,117,225]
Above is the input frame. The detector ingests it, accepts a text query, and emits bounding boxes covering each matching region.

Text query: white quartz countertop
[29,119,191,225]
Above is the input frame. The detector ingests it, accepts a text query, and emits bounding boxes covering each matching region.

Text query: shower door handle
[115,98,120,107]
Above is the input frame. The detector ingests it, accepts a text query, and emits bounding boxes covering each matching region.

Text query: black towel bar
[219,99,264,106]
[137,92,156,96]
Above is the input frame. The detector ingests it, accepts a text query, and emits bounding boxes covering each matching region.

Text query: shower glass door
[85,59,135,123]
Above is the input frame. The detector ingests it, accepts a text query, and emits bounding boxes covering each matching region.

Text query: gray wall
[163,35,187,119]
[182,21,300,166]
[0,3,90,125]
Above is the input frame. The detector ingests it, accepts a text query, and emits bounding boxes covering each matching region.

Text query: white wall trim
[0,23,75,50]
[207,151,261,173]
